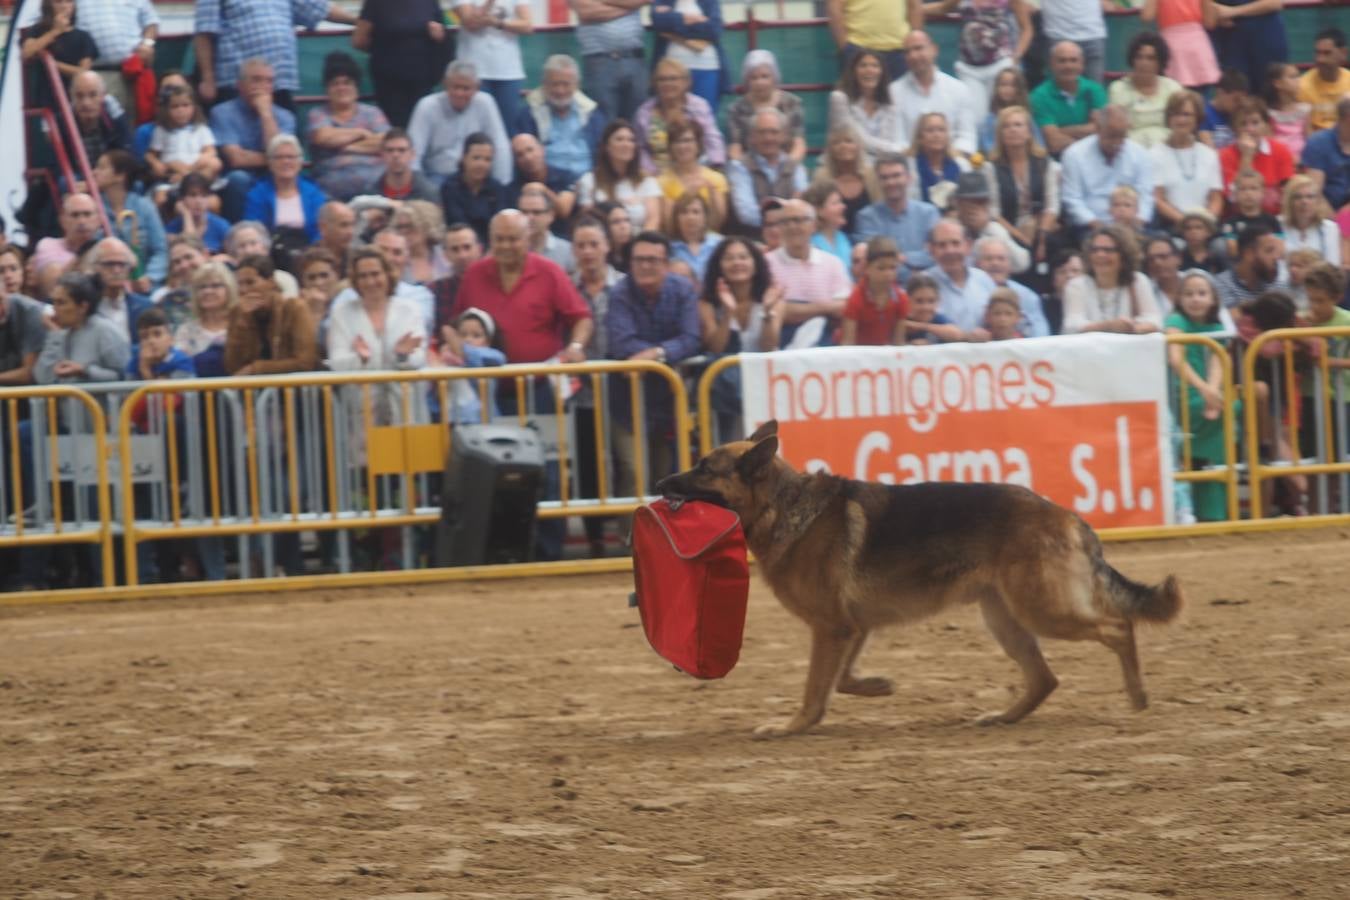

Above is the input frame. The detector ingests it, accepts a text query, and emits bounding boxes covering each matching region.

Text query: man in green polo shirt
[1030,41,1107,156]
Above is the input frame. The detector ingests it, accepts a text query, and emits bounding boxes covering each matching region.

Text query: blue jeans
[481,79,525,136]
[220,169,255,223]
[687,69,721,116]
[582,52,648,123]
[1077,37,1106,86]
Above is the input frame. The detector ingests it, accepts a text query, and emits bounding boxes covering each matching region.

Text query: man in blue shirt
[606,230,701,497]
[208,59,297,222]
[1061,106,1154,233]
[514,55,608,177]
[853,153,940,279]
[1303,97,1350,212]
[924,220,996,336]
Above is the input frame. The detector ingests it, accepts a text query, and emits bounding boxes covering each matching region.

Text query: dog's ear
[737,435,779,477]
[747,419,778,443]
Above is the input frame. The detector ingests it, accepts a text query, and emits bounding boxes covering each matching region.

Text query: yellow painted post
[8,399,23,538]
[284,387,300,521]
[46,396,61,533]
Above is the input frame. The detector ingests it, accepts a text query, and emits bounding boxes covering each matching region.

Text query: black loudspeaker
[436,424,546,567]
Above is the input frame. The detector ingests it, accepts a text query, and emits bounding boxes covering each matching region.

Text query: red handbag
[630,499,750,679]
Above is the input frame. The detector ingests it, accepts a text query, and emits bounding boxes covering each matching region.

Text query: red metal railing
[26,51,114,236]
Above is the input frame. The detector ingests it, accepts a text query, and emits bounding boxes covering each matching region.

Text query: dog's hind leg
[836,630,895,697]
[976,594,1059,726]
[1098,620,1148,711]
[754,624,855,739]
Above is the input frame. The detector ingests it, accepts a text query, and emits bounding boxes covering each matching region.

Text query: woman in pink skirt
[1141,0,1221,89]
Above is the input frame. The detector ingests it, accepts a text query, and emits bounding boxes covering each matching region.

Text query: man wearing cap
[952,172,1030,274]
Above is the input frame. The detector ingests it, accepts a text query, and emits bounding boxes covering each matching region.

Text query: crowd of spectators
[3,0,1350,585]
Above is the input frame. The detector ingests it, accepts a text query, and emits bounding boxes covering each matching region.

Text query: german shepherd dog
[656,421,1183,738]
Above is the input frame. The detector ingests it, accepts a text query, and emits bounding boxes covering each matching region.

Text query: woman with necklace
[1150,90,1225,231]
[980,106,1059,263]
[1063,225,1163,335]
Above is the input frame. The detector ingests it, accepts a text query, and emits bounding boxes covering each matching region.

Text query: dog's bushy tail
[1104,566,1184,624]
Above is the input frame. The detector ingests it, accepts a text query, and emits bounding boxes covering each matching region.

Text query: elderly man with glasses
[90,237,152,346]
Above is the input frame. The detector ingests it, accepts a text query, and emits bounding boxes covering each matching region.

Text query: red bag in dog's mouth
[630,499,750,679]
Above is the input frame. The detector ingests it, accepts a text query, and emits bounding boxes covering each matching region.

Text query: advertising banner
[739,334,1173,528]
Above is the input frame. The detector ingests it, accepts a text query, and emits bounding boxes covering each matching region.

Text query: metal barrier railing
[1243,326,1350,520]
[9,328,1350,602]
[113,361,692,587]
[0,386,115,582]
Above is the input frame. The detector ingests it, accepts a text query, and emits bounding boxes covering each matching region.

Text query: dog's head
[656,420,781,514]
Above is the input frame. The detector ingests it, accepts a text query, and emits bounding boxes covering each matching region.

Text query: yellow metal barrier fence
[0,386,115,580]
[113,361,692,588]
[11,329,1350,606]
[1242,326,1350,521]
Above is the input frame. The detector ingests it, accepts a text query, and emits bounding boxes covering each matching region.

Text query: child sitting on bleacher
[145,83,221,205]
[984,289,1023,341]
[1219,170,1281,259]
[439,307,506,425]
[902,273,963,345]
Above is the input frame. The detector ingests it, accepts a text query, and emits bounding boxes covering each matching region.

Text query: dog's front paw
[838,675,894,697]
[974,711,1015,727]
[752,721,800,739]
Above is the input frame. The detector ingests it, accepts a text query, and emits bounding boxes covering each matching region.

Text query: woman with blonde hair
[1280,175,1341,267]
[906,112,971,208]
[176,261,239,378]
[392,199,451,284]
[634,57,726,175]
[812,125,880,235]
[980,105,1060,261]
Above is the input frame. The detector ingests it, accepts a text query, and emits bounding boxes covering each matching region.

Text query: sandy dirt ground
[3,527,1350,899]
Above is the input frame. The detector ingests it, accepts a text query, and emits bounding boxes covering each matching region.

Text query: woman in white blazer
[327,245,430,432]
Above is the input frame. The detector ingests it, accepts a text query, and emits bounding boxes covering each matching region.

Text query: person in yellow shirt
[1300,27,1350,132]
[827,0,924,82]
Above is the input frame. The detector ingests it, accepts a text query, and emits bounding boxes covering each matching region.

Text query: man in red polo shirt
[452,209,593,562]
[453,210,593,364]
